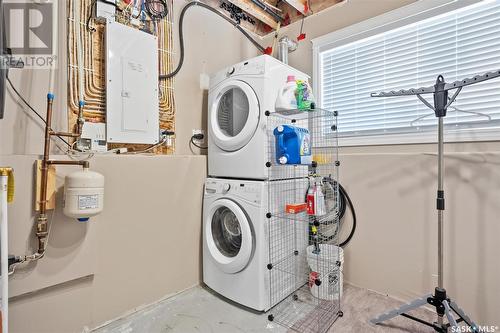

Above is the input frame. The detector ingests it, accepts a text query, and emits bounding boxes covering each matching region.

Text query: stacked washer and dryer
[202,55,310,311]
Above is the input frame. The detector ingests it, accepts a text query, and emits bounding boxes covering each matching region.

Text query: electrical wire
[159,1,265,80]
[6,75,71,148]
[120,136,168,154]
[144,0,168,21]
[87,0,121,33]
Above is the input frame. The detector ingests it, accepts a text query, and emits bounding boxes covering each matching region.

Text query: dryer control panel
[209,55,278,89]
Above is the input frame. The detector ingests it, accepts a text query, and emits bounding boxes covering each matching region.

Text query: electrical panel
[105,21,159,144]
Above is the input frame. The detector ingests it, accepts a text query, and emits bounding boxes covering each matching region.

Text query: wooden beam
[278,0,345,28]
[265,0,279,5]
[283,0,309,15]
[227,0,280,29]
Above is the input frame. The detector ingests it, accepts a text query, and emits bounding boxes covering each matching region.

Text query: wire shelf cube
[266,108,342,333]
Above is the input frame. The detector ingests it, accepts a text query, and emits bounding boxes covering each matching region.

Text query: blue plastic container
[273,125,312,165]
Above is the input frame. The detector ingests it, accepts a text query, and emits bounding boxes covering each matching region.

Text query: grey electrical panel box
[105,21,159,144]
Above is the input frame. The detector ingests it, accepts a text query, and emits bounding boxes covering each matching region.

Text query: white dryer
[203,178,309,311]
[208,55,309,180]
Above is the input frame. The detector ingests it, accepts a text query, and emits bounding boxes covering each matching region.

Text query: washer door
[210,80,259,152]
[206,199,254,274]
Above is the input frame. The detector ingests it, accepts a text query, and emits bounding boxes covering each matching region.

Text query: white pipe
[48,0,58,95]
[74,0,85,103]
[0,175,9,333]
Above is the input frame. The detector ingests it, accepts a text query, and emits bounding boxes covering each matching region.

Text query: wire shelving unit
[265,108,342,333]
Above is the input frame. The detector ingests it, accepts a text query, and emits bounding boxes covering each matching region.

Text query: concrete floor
[93,284,437,333]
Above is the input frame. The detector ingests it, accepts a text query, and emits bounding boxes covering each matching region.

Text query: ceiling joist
[200,0,345,36]
[227,0,280,29]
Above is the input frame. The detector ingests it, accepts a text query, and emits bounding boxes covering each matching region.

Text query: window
[313,0,500,146]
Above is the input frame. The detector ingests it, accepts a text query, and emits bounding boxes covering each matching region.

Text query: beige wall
[3,0,498,332]
[1,0,257,332]
[3,155,206,333]
[272,0,500,326]
[173,2,259,155]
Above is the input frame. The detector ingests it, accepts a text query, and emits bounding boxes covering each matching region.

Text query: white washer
[208,55,309,180]
[203,178,269,311]
[203,178,309,311]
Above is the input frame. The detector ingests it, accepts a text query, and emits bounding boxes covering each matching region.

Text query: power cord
[190,133,208,150]
[159,1,265,80]
[118,130,175,154]
[6,75,71,148]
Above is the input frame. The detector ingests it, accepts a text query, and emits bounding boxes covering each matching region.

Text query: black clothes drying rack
[369,69,500,333]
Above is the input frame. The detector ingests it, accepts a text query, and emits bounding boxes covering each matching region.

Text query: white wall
[3,0,498,331]
[4,155,206,333]
[1,1,258,332]
[173,1,259,155]
[271,0,500,326]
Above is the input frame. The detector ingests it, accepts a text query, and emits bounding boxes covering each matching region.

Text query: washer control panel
[205,180,262,204]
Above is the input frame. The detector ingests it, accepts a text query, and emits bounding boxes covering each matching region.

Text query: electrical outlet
[192,129,206,144]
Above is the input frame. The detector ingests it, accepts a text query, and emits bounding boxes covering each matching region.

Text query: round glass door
[212,206,242,257]
[210,80,259,152]
[205,199,253,273]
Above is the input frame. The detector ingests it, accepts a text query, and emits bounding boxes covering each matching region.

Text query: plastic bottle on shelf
[273,125,312,165]
[296,80,316,110]
[314,179,326,216]
[275,75,298,111]
[306,177,315,215]
[306,178,326,216]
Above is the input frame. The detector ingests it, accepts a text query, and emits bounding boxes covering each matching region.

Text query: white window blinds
[320,0,500,143]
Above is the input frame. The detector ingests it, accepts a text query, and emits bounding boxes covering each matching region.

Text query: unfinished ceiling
[202,0,345,36]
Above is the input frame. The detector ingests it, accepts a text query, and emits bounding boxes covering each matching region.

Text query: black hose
[159,1,265,80]
[338,183,356,248]
[308,179,357,248]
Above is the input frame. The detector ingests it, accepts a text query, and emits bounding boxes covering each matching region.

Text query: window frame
[312,0,500,147]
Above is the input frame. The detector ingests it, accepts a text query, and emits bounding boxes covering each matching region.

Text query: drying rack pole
[370,69,500,333]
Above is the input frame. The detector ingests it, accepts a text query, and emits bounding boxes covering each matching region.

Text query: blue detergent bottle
[273,125,312,165]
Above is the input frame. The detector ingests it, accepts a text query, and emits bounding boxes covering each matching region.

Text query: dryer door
[205,198,254,274]
[210,80,259,152]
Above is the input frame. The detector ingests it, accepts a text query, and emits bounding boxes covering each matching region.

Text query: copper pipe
[36,94,87,256]
[50,131,81,138]
[77,104,85,134]
[47,160,89,168]
[39,95,54,217]
[37,95,54,254]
